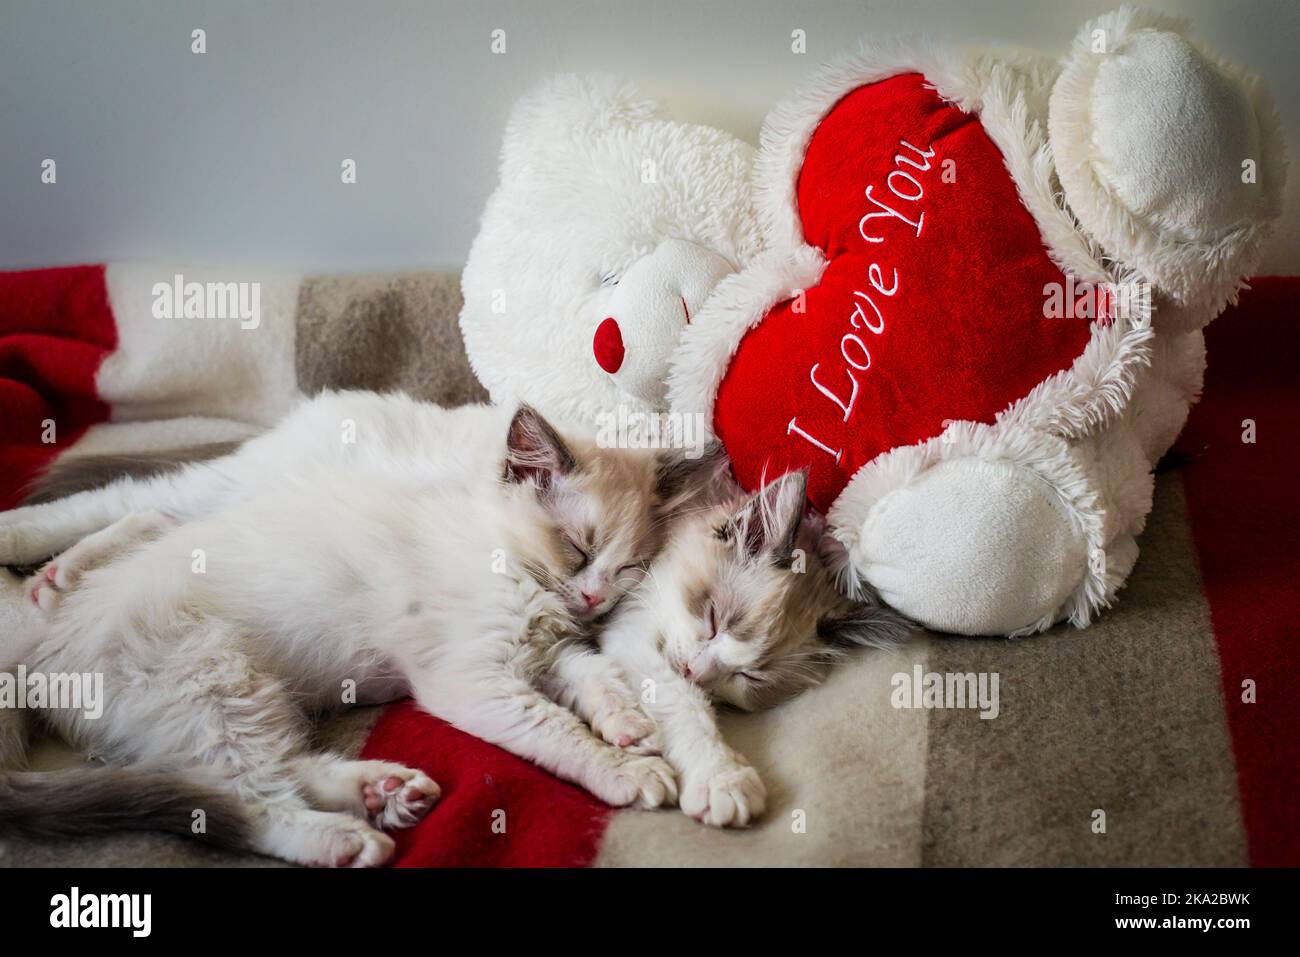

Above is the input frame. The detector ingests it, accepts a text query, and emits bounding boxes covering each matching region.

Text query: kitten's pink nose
[582,591,602,610]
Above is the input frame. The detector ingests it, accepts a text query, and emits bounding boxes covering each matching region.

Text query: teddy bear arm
[1049,10,1285,319]
[855,456,1091,636]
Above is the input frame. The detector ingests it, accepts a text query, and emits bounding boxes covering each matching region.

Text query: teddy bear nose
[593,317,625,374]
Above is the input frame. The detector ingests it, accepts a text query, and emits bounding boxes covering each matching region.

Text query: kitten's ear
[726,469,808,565]
[817,601,913,651]
[655,441,730,510]
[504,405,577,491]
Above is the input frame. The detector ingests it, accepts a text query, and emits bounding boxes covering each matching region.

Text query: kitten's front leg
[637,664,766,828]
[544,643,660,755]
[411,668,677,811]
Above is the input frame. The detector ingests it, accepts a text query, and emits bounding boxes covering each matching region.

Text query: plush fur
[461,9,1284,637]
[458,75,762,431]
[1048,8,1286,316]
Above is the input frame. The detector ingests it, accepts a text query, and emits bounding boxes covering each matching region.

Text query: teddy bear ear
[501,74,662,175]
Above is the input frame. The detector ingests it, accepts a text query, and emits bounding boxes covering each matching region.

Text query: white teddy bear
[460,8,1285,637]
[459,74,760,428]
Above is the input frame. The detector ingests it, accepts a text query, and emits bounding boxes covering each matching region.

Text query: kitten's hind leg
[250,805,395,868]
[0,447,244,565]
[294,754,441,830]
[545,644,661,754]
[130,626,395,867]
[27,510,175,612]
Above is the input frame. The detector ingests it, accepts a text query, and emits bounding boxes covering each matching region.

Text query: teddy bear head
[460,75,762,430]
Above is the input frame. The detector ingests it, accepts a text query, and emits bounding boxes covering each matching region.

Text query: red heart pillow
[714,74,1094,511]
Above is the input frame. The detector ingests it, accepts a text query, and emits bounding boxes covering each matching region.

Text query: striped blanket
[1,265,1294,867]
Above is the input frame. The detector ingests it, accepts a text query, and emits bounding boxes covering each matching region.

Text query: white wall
[1,0,1295,273]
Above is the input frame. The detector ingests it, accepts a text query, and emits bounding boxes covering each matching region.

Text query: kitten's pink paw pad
[26,566,62,615]
[25,555,84,615]
[359,766,441,830]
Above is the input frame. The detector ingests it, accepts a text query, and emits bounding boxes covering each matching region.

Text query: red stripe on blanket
[1176,276,1300,866]
[0,265,117,510]
[360,700,612,867]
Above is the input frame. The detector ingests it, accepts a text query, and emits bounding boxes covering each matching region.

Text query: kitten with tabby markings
[591,469,911,827]
[0,407,676,866]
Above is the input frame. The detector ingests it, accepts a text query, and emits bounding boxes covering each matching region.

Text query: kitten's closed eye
[564,534,590,571]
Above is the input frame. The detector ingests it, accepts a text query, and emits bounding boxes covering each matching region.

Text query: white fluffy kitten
[0,407,676,866]
[1,392,641,622]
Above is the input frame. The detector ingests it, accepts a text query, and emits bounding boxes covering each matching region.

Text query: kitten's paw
[598,754,678,810]
[327,820,396,868]
[592,705,660,755]
[338,826,397,868]
[681,759,766,828]
[263,807,396,868]
[25,563,63,615]
[25,547,96,615]
[297,816,395,868]
[357,763,441,830]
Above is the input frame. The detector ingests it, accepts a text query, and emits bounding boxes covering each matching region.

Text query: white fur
[667,13,1284,635]
[1048,8,1286,316]
[458,75,762,432]
[5,408,683,865]
[0,392,505,566]
[4,394,872,850]
[597,472,910,825]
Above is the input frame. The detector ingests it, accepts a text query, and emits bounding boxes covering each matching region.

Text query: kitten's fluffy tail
[0,570,250,851]
[0,767,252,850]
